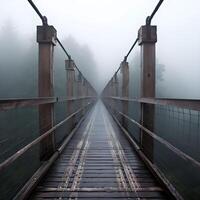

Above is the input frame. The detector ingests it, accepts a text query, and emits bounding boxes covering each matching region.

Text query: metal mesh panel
[155,105,200,162]
[0,107,40,199]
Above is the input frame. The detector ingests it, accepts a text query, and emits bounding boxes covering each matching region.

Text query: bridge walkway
[30,101,169,200]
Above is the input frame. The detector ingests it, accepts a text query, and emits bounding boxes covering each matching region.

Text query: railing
[102,1,200,200]
[0,1,97,199]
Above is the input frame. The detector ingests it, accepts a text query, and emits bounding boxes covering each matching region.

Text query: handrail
[0,96,96,111]
[0,101,93,173]
[13,111,87,200]
[106,103,184,200]
[108,104,200,169]
[107,96,200,111]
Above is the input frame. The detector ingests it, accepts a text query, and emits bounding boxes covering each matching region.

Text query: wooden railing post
[85,81,89,96]
[65,59,75,129]
[113,73,119,116]
[138,25,157,162]
[66,59,75,99]
[82,79,86,114]
[77,72,83,117]
[37,25,57,160]
[108,80,111,97]
[114,73,118,97]
[121,60,129,127]
[77,72,82,97]
[110,77,114,113]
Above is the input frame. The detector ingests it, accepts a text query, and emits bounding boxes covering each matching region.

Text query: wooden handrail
[106,96,200,111]
[0,96,96,111]
[0,101,93,172]
[108,103,200,169]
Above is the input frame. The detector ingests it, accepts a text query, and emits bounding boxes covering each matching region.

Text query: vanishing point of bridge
[0,1,200,200]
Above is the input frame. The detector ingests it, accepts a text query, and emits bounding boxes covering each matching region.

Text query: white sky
[1,0,200,97]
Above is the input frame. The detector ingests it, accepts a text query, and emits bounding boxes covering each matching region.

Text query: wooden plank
[33,191,166,198]
[0,97,56,111]
[108,96,200,111]
[30,102,169,200]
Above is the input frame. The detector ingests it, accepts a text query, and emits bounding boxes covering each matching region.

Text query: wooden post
[77,72,83,118]
[121,60,129,127]
[77,72,82,97]
[85,80,89,109]
[138,25,157,162]
[114,73,118,97]
[37,25,57,160]
[86,81,89,96]
[113,73,119,117]
[82,79,86,114]
[110,77,114,113]
[66,59,75,130]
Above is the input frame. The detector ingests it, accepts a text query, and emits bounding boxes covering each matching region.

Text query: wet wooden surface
[30,101,169,199]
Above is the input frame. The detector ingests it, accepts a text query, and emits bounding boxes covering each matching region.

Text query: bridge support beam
[37,25,57,161]
[138,25,157,162]
[66,59,75,130]
[121,60,129,127]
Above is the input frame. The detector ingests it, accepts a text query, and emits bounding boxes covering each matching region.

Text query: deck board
[30,101,169,199]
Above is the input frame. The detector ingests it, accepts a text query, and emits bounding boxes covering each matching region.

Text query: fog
[1,0,200,98]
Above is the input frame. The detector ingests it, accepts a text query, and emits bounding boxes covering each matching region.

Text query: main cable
[27,0,47,25]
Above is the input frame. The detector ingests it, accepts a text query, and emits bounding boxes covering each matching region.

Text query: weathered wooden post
[112,77,115,96]
[138,24,157,162]
[107,80,111,97]
[85,81,89,97]
[65,59,75,130]
[110,78,114,112]
[121,59,129,127]
[114,73,118,97]
[77,72,82,97]
[88,83,92,96]
[37,24,57,160]
[113,73,119,116]
[77,72,83,118]
[84,80,89,108]
[82,79,87,114]
[108,80,112,111]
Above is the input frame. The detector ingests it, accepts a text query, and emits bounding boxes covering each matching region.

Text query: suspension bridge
[0,0,200,200]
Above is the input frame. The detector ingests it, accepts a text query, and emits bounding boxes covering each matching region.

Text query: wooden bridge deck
[30,101,169,200]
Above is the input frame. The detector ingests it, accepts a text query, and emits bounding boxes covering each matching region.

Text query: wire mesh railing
[0,1,97,199]
[102,1,200,199]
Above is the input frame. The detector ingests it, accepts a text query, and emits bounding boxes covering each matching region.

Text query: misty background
[0,0,200,98]
[0,1,200,200]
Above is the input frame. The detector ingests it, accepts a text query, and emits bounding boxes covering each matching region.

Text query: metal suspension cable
[56,38,71,60]
[123,0,164,62]
[27,0,71,61]
[109,0,165,94]
[27,0,47,25]
[116,66,121,74]
[27,0,88,84]
[125,38,138,61]
[146,0,164,25]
